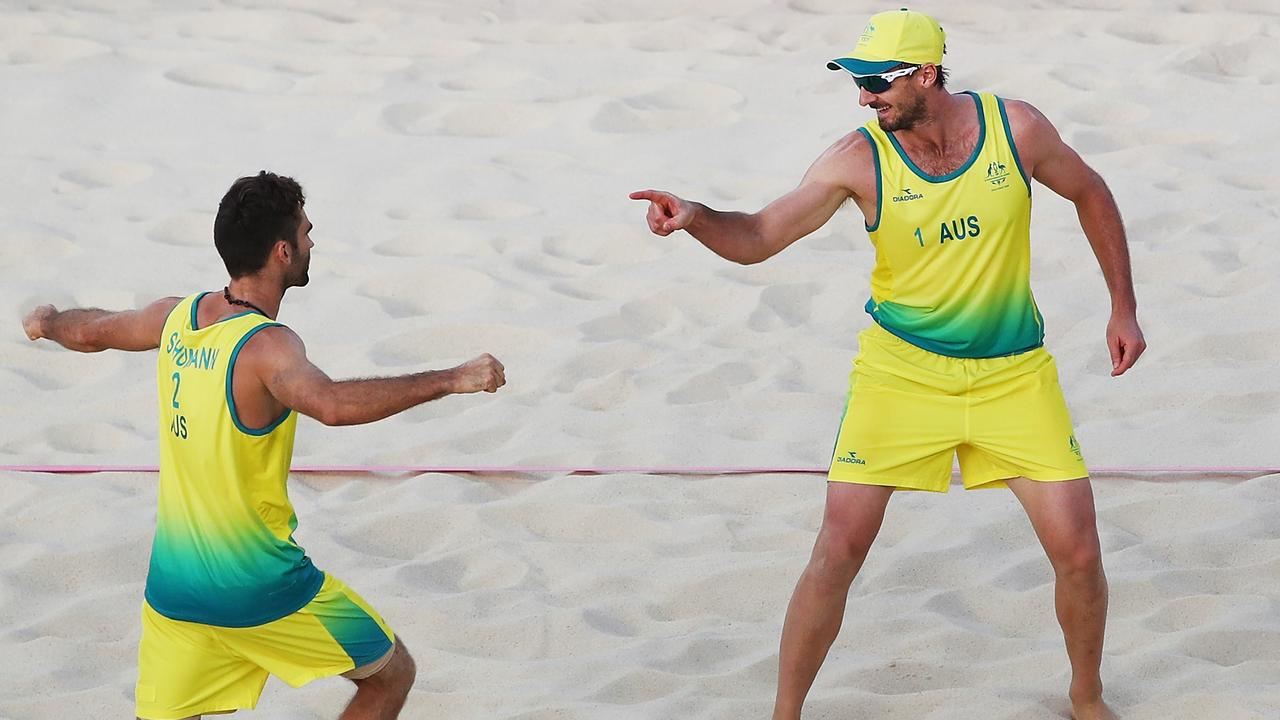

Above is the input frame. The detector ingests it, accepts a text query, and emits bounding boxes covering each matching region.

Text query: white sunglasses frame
[850,64,923,92]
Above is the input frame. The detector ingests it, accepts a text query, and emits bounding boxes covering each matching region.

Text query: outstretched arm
[629,132,873,265]
[23,298,181,352]
[1006,100,1146,376]
[244,326,506,427]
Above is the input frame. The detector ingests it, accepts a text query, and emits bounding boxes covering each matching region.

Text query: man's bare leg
[1006,477,1116,720]
[341,639,417,720]
[772,482,894,720]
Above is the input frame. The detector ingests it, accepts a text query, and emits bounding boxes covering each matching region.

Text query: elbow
[311,399,345,427]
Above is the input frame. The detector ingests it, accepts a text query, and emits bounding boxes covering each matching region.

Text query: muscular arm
[631,132,875,265]
[244,327,505,427]
[1007,100,1146,375]
[23,297,181,352]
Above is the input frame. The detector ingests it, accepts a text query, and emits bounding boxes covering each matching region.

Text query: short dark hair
[214,171,305,278]
[935,65,950,89]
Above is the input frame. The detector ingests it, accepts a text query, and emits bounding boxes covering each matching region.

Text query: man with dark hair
[22,171,506,720]
[214,171,310,281]
[632,9,1140,720]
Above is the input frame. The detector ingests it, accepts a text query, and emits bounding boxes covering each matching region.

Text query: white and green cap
[827,8,946,76]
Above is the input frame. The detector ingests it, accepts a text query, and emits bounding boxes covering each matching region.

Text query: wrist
[685,202,706,231]
[1109,301,1137,317]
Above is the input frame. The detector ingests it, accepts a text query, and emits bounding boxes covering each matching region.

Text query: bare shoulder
[239,323,306,368]
[808,129,877,191]
[1000,97,1071,170]
[149,296,184,315]
[1000,98,1059,143]
[822,129,875,166]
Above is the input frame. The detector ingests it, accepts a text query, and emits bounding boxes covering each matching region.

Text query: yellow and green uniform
[137,292,393,720]
[861,91,1042,359]
[829,93,1087,491]
[148,292,321,625]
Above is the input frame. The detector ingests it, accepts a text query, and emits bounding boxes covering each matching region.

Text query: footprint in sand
[453,201,541,222]
[382,101,550,137]
[542,225,664,266]
[1069,129,1131,155]
[553,346,645,394]
[164,64,293,94]
[578,298,678,342]
[43,421,144,455]
[355,265,496,318]
[665,362,757,405]
[624,25,711,53]
[491,149,576,173]
[370,324,552,368]
[1220,175,1269,192]
[1062,99,1150,126]
[147,212,214,247]
[57,162,154,192]
[1103,17,1200,46]
[1047,67,1105,92]
[0,226,80,267]
[1177,38,1275,80]
[591,80,744,134]
[396,552,529,594]
[2,35,109,64]
[1178,629,1280,667]
[784,0,852,14]
[747,283,818,331]
[371,228,487,258]
[571,372,634,411]
[438,67,532,92]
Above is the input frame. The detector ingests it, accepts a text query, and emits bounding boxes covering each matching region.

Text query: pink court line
[0,465,1276,476]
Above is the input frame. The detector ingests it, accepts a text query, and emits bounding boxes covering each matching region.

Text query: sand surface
[1,1,1278,718]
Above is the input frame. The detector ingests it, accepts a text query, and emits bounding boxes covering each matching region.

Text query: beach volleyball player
[631,10,1143,720]
[21,171,506,719]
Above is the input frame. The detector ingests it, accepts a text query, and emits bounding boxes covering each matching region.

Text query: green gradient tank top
[145,292,323,627]
[859,91,1044,358]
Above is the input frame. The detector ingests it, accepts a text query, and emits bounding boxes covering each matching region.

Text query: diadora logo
[892,187,925,203]
[1068,435,1083,459]
[986,161,1010,188]
[836,451,867,466]
[860,21,877,43]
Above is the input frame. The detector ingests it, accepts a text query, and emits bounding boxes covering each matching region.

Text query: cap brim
[826,57,902,76]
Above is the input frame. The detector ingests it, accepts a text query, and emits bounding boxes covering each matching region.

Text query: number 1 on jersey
[914,227,923,247]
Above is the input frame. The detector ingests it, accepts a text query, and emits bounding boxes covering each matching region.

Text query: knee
[1050,537,1103,580]
[393,641,417,694]
[808,526,875,584]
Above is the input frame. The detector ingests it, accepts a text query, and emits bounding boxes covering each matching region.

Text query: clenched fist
[451,354,506,394]
[22,305,56,341]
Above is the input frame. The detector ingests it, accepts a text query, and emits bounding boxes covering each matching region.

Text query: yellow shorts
[135,573,395,720]
[828,324,1087,492]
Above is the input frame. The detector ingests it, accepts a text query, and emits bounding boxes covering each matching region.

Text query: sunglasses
[851,65,921,94]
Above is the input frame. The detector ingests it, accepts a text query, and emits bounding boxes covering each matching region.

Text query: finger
[1107,333,1122,373]
[1113,338,1145,377]
[629,190,663,202]
[1111,340,1131,376]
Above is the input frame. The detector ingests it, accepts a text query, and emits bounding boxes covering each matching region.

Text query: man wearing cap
[631,8,1141,720]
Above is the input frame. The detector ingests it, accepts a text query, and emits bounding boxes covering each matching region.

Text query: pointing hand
[629,189,698,236]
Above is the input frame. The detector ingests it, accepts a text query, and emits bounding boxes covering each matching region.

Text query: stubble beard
[879,93,929,132]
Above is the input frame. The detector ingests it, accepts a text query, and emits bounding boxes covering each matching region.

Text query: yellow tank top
[860,91,1044,358]
[145,292,322,627]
